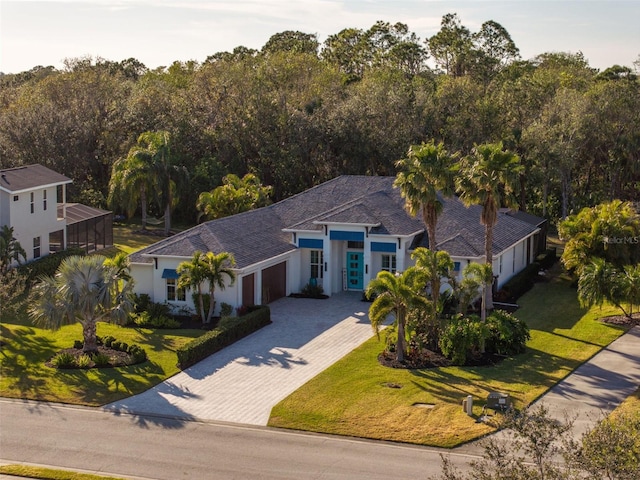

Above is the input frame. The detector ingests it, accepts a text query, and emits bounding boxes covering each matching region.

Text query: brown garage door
[242,274,255,307]
[261,262,286,304]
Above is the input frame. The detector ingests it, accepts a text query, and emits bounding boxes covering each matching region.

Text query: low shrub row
[18,247,85,285]
[495,249,558,303]
[176,306,271,369]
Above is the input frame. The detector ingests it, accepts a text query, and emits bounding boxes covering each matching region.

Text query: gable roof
[0,164,72,194]
[130,175,542,268]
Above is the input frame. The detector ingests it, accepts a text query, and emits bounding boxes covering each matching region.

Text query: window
[13,195,18,202]
[166,279,185,302]
[347,240,364,249]
[33,237,41,259]
[381,254,396,274]
[43,190,47,211]
[30,192,34,214]
[310,250,323,279]
[453,261,461,272]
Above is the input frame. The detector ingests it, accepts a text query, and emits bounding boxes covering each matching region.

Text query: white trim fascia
[0,179,73,195]
[313,220,381,228]
[282,227,322,233]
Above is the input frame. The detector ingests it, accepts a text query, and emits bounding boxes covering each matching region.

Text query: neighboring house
[129,175,545,315]
[0,164,113,263]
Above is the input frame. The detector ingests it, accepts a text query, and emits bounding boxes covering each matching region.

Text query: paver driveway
[105,292,375,425]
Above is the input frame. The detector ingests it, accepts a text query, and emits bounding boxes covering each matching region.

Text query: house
[129,175,545,315]
[0,164,113,264]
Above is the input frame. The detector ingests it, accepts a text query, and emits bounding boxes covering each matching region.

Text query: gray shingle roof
[0,164,72,193]
[130,175,542,268]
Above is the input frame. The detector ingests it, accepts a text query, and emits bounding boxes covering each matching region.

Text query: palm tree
[103,252,133,297]
[177,251,208,323]
[460,262,494,322]
[411,247,454,317]
[394,140,456,250]
[456,142,523,311]
[108,149,158,230]
[29,255,133,353]
[177,251,236,324]
[365,268,430,363]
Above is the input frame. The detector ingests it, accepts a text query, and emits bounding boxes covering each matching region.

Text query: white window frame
[166,279,186,302]
[381,254,397,274]
[33,236,41,259]
[310,250,323,279]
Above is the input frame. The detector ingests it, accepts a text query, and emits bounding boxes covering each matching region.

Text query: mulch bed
[45,346,136,369]
[600,312,640,326]
[378,348,506,369]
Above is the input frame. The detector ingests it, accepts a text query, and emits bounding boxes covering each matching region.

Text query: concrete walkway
[105,292,375,425]
[532,324,640,438]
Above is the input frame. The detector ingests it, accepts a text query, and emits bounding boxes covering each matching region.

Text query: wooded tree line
[1,14,638,226]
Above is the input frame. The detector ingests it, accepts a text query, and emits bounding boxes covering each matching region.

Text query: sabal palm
[394,140,456,250]
[456,142,523,310]
[178,251,236,324]
[0,225,26,273]
[365,268,429,362]
[29,255,133,353]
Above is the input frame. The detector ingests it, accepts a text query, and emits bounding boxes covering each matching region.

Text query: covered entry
[261,262,286,304]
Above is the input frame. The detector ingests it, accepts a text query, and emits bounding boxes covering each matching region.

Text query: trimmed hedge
[176,306,271,369]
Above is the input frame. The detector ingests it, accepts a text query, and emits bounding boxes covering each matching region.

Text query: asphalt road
[0,399,479,479]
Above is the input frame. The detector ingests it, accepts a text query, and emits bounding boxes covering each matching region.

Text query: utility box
[485,392,511,412]
[462,395,473,416]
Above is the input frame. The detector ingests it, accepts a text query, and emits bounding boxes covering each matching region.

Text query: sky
[1,0,639,74]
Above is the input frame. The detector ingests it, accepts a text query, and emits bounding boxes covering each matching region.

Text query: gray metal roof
[0,164,72,193]
[60,203,111,225]
[129,175,542,268]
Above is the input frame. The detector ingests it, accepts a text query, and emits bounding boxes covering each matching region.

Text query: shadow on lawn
[408,347,574,406]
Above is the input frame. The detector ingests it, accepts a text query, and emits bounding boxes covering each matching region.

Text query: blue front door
[346,251,363,290]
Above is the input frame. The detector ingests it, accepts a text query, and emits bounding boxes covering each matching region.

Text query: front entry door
[346,251,364,290]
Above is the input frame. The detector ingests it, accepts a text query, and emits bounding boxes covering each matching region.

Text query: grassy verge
[268,265,627,447]
[0,465,125,480]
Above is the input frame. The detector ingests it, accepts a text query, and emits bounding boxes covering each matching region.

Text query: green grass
[268,264,627,447]
[0,309,202,405]
[0,465,126,480]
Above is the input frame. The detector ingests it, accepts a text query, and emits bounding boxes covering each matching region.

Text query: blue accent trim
[371,241,396,253]
[330,230,364,241]
[162,268,179,279]
[453,262,461,272]
[299,238,323,249]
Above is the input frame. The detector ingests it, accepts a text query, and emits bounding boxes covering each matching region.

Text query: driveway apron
[105,292,374,425]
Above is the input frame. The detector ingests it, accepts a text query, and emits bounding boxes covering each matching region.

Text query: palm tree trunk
[206,291,216,324]
[82,320,99,354]
[140,186,148,230]
[485,224,494,312]
[396,310,406,363]
[423,205,438,251]
[164,200,171,236]
[197,288,206,324]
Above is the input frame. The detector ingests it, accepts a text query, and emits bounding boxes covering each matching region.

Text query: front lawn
[0,314,202,405]
[268,265,627,447]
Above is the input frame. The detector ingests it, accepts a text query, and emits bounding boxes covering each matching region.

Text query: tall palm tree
[394,140,456,250]
[365,268,430,363]
[108,149,157,230]
[460,262,494,322]
[177,251,236,324]
[29,255,133,353]
[0,225,27,273]
[456,142,523,311]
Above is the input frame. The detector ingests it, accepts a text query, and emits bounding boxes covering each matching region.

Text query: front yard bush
[18,247,86,285]
[486,309,531,356]
[177,306,271,369]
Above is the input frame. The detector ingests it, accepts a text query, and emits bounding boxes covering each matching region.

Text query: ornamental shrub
[51,352,76,369]
[486,310,530,356]
[439,314,490,365]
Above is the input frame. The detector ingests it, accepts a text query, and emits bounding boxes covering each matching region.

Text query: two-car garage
[242,261,287,307]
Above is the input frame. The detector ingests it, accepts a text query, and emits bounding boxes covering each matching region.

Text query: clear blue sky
[1,0,638,74]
